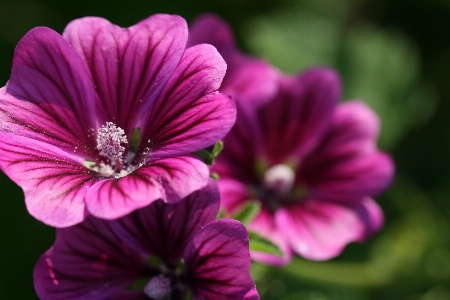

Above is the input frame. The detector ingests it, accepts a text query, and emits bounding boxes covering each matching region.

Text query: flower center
[144,274,171,299]
[263,164,295,195]
[96,122,128,165]
[84,123,144,178]
[253,163,308,212]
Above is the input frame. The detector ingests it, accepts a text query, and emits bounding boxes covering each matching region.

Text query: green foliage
[193,140,224,165]
[231,200,261,226]
[249,231,284,257]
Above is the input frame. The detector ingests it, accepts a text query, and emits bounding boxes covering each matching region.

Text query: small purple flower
[0,14,236,227]
[34,180,259,300]
[190,15,395,264]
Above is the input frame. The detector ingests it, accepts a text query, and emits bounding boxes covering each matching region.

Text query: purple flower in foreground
[0,14,235,227]
[190,15,395,265]
[34,180,259,300]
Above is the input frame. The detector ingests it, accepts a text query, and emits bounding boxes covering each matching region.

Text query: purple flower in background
[188,14,278,106]
[190,15,395,264]
[0,14,235,227]
[34,180,259,300]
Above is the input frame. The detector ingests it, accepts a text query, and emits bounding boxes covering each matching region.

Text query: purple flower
[34,180,259,300]
[0,14,236,227]
[190,15,395,265]
[188,14,278,107]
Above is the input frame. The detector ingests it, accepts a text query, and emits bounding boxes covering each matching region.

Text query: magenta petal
[1,27,96,152]
[278,198,383,260]
[62,15,187,130]
[112,180,220,263]
[311,152,394,201]
[85,155,209,219]
[185,219,259,300]
[222,57,279,107]
[0,132,93,227]
[258,68,341,162]
[330,101,381,153]
[213,100,262,182]
[141,44,235,157]
[302,100,394,200]
[215,179,250,214]
[188,14,237,60]
[250,207,293,266]
[34,217,146,300]
[188,14,278,107]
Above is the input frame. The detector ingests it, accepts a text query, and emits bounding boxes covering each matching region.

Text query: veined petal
[34,217,147,300]
[112,180,220,263]
[62,14,187,131]
[301,100,394,200]
[310,152,394,201]
[278,198,383,260]
[0,132,93,227]
[85,156,210,219]
[185,219,259,300]
[258,68,341,163]
[213,100,262,182]
[1,27,97,153]
[250,207,292,266]
[141,44,235,158]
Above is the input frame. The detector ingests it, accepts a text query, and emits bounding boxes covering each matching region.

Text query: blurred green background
[1,0,450,299]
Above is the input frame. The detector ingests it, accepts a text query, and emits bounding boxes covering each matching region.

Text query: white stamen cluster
[264,164,296,195]
[96,122,128,162]
[144,274,171,299]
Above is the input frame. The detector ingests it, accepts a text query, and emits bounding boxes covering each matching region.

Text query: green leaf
[211,140,224,160]
[193,149,213,165]
[231,201,261,226]
[249,231,283,256]
[193,141,224,165]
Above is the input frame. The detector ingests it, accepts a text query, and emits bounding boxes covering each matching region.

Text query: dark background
[1,0,450,299]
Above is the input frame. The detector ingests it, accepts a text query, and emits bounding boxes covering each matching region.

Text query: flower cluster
[0,12,394,300]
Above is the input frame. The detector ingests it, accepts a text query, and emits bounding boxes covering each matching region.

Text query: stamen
[96,122,128,164]
[144,274,171,299]
[264,164,295,195]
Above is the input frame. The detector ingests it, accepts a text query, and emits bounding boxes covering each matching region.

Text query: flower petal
[0,132,93,227]
[213,100,262,182]
[34,217,148,300]
[140,44,235,158]
[278,197,383,260]
[188,14,278,106]
[258,68,341,163]
[215,179,250,214]
[250,207,293,266]
[185,219,259,300]
[302,100,395,200]
[85,155,210,219]
[308,152,394,201]
[111,180,220,263]
[62,14,187,132]
[188,13,237,61]
[1,27,97,153]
